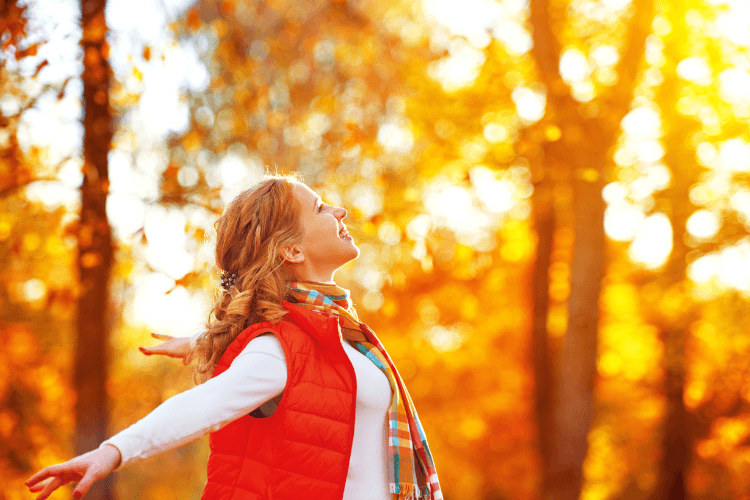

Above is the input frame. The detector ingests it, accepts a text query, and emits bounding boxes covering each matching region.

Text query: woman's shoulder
[239,332,284,358]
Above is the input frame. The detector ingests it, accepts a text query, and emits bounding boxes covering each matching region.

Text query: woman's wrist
[99,443,122,470]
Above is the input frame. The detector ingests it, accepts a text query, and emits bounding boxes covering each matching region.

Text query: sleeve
[99,333,287,471]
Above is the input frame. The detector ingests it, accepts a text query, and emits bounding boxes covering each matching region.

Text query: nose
[333,206,347,220]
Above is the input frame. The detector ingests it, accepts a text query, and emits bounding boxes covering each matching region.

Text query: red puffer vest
[200,301,358,500]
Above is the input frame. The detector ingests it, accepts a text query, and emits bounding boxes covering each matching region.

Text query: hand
[24,444,121,500]
[139,333,192,364]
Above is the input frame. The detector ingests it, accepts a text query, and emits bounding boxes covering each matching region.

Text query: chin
[342,244,360,264]
[344,247,360,263]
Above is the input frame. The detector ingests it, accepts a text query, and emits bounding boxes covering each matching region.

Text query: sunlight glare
[604,202,645,241]
[425,324,470,352]
[426,185,472,223]
[471,166,514,214]
[716,240,750,291]
[24,182,79,211]
[377,121,415,153]
[633,140,665,163]
[572,81,596,102]
[643,163,672,191]
[590,45,620,67]
[219,154,263,204]
[688,241,750,294]
[483,122,509,143]
[686,210,721,240]
[719,68,750,105]
[602,181,627,204]
[687,254,717,283]
[421,0,503,48]
[621,107,662,140]
[143,206,194,280]
[601,0,633,10]
[676,57,712,85]
[427,40,486,92]
[715,5,750,47]
[348,184,384,219]
[22,279,47,302]
[106,193,146,239]
[628,213,672,268]
[493,21,533,56]
[729,190,750,225]
[126,42,206,142]
[511,87,546,125]
[107,0,178,41]
[559,48,591,84]
[424,181,492,239]
[130,272,211,337]
[717,138,750,172]
[406,214,433,241]
[18,92,82,166]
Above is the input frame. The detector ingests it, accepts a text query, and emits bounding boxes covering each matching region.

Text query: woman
[25,175,441,500]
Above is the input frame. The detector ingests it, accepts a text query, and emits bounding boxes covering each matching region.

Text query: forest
[1,0,750,499]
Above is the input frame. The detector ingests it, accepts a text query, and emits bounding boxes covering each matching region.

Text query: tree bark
[74,0,114,498]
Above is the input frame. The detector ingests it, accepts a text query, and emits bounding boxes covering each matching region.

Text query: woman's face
[287,182,359,281]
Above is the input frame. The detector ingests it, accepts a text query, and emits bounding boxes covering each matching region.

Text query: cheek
[306,219,337,247]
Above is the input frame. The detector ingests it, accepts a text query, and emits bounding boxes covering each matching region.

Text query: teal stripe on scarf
[354,343,388,370]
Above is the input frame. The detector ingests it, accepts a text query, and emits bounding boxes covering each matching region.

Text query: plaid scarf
[288,281,442,500]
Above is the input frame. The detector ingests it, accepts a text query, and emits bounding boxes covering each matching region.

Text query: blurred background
[1,0,750,498]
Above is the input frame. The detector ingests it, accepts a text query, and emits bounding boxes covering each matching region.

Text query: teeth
[339,228,349,238]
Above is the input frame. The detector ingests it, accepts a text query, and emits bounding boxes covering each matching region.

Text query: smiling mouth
[339,227,350,239]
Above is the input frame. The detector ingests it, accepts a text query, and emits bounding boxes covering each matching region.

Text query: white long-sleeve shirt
[99,333,393,500]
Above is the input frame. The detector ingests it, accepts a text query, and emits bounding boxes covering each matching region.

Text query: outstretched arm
[107,333,286,470]
[25,333,286,498]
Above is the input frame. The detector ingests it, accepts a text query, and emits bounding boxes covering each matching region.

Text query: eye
[318,203,324,212]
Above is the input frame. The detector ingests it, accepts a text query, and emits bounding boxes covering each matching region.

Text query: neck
[295,279,336,286]
[286,263,337,284]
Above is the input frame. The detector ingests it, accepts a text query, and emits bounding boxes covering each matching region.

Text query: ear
[280,243,305,264]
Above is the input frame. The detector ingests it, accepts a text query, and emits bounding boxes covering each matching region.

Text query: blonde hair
[188,174,303,384]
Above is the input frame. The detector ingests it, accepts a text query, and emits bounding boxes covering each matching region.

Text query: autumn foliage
[2,0,750,499]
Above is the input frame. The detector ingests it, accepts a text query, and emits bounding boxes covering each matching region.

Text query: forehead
[292,182,320,204]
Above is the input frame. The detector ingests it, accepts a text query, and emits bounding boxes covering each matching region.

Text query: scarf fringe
[390,482,431,500]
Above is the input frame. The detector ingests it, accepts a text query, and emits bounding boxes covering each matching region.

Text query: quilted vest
[200,301,358,500]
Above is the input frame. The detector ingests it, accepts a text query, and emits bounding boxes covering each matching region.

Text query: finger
[26,464,62,487]
[140,345,181,358]
[28,477,53,492]
[72,470,100,500]
[150,332,173,340]
[34,476,62,500]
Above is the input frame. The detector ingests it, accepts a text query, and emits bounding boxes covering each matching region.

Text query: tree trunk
[546,163,606,500]
[532,176,556,483]
[74,0,114,498]
[528,0,654,497]
[649,3,698,493]
[651,326,689,500]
